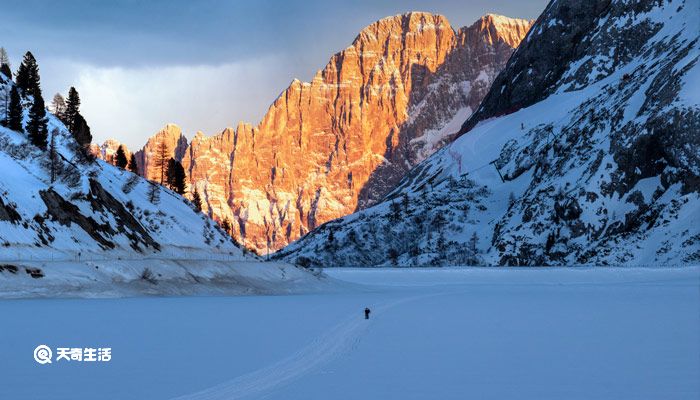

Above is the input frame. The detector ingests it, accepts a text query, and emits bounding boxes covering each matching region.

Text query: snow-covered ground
[1,267,698,399]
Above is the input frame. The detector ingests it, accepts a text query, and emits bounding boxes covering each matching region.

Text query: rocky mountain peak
[134,13,532,253]
[90,138,131,165]
[353,12,453,46]
[464,14,534,47]
[135,123,189,181]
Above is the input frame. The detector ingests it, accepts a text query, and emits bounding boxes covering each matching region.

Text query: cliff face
[277,0,700,267]
[359,14,533,208]
[135,124,188,183]
[90,138,131,165]
[120,13,528,253]
[460,1,613,133]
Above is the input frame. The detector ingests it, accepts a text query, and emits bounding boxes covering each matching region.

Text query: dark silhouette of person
[364,307,371,320]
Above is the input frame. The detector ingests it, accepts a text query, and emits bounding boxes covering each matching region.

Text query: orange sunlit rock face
[97,12,532,253]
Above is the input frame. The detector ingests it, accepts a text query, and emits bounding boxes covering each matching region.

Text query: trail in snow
[170,292,435,400]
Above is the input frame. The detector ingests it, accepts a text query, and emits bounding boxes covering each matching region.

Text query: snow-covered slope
[0,78,322,297]
[277,0,700,267]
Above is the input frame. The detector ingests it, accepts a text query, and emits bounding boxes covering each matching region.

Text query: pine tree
[326,228,335,250]
[508,192,516,208]
[0,47,10,79]
[128,153,139,174]
[545,232,556,254]
[64,87,80,132]
[49,129,58,183]
[0,48,8,65]
[27,93,48,150]
[468,232,478,255]
[7,86,22,131]
[0,87,7,126]
[15,51,40,98]
[152,140,171,185]
[389,201,401,223]
[401,193,409,212]
[71,113,92,148]
[192,189,203,212]
[221,218,232,235]
[115,145,128,169]
[436,231,447,259]
[166,158,187,194]
[467,232,479,264]
[51,93,66,119]
[388,248,398,265]
[148,182,160,204]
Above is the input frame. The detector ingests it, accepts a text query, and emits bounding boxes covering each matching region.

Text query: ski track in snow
[170,292,436,400]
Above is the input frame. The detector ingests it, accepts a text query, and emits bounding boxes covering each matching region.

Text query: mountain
[0,78,320,297]
[122,12,530,254]
[135,123,189,182]
[89,138,131,165]
[276,0,700,267]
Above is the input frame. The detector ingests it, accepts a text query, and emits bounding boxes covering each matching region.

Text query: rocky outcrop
[135,123,188,182]
[459,1,612,133]
[358,14,532,208]
[90,138,132,165]
[176,12,531,253]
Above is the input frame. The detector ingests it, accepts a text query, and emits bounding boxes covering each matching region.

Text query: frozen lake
[1,267,698,399]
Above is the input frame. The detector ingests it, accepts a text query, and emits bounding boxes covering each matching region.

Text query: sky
[0,0,548,150]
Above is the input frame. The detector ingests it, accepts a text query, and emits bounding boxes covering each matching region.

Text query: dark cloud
[2,0,546,68]
[0,0,547,148]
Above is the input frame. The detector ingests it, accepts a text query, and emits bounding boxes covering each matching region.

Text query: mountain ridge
[277,0,700,267]
[95,12,533,254]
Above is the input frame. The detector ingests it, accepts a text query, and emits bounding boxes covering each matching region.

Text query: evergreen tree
[148,182,160,204]
[436,231,447,259]
[26,93,48,149]
[7,86,22,131]
[388,248,398,266]
[64,87,80,131]
[0,64,10,81]
[115,145,128,169]
[192,189,203,212]
[0,48,8,64]
[166,158,187,194]
[389,201,401,223]
[0,47,11,79]
[326,228,335,250]
[49,129,58,184]
[15,51,40,97]
[50,93,66,119]
[221,218,232,235]
[468,232,478,255]
[128,153,139,174]
[545,232,556,254]
[467,232,479,265]
[152,140,171,185]
[71,113,92,148]
[0,87,7,126]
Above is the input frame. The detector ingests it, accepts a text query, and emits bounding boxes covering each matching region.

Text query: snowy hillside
[277,0,700,267]
[0,78,322,297]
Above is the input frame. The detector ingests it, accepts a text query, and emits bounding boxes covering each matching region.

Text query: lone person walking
[364,307,371,320]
